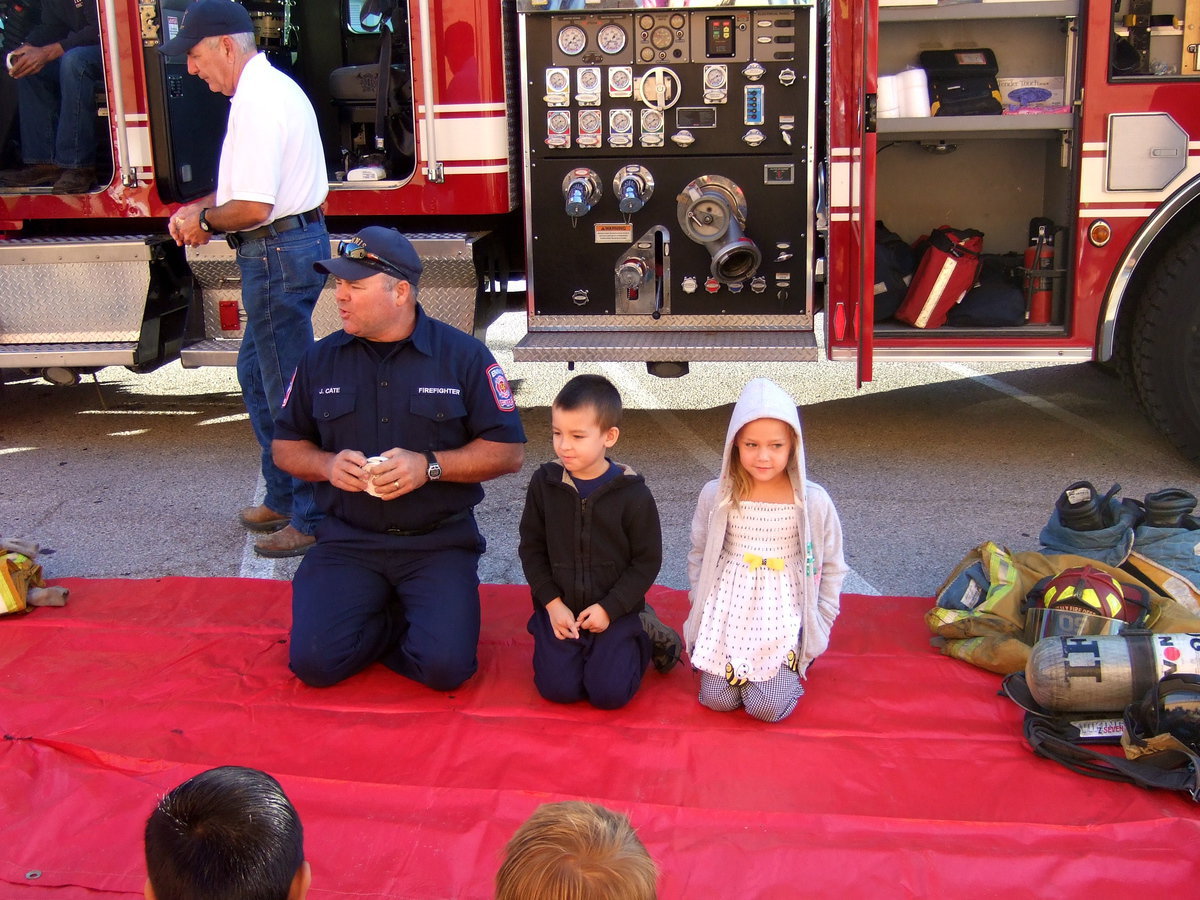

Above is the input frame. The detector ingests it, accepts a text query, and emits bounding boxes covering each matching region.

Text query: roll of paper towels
[898,67,931,118]
[877,74,900,119]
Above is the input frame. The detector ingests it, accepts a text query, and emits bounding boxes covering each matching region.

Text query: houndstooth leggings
[698,665,804,723]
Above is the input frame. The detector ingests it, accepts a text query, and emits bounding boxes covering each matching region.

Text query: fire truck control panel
[517,5,815,365]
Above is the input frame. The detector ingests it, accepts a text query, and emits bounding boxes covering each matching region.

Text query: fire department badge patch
[487,363,515,411]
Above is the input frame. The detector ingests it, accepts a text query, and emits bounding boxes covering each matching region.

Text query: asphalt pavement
[4,312,1197,600]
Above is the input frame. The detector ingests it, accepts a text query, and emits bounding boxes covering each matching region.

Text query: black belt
[226,208,323,248]
[384,509,470,537]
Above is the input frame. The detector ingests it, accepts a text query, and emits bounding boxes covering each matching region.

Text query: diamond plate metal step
[513,329,818,363]
[0,342,140,367]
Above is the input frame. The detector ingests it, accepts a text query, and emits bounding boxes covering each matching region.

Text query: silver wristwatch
[424,450,442,481]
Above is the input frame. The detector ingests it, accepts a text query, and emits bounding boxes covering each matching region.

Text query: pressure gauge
[704,65,728,90]
[578,67,600,93]
[557,24,587,56]
[546,69,569,93]
[669,13,686,30]
[547,110,571,134]
[650,25,673,51]
[638,14,654,30]
[579,109,602,133]
[609,67,633,94]
[610,109,633,133]
[597,23,626,55]
[640,108,663,132]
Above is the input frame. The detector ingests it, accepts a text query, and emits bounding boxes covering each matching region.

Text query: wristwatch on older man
[198,208,215,234]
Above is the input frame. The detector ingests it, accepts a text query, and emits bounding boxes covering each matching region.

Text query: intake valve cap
[362,455,388,498]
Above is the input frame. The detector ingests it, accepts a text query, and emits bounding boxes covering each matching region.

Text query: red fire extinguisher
[1024,217,1055,324]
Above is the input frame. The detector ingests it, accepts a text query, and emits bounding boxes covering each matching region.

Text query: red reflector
[219,299,242,331]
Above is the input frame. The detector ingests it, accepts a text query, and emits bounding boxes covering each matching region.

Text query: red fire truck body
[0,0,1197,461]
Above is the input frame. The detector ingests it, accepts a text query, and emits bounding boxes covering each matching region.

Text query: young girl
[684,378,847,722]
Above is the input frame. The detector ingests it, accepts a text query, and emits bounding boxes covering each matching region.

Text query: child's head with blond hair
[496,801,657,900]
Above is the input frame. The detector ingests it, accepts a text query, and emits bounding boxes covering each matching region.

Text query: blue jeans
[528,605,651,709]
[17,44,103,168]
[234,221,328,534]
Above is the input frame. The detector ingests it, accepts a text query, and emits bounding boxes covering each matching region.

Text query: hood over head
[720,377,808,501]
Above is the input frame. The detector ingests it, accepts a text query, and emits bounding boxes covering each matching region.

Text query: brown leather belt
[226,208,323,248]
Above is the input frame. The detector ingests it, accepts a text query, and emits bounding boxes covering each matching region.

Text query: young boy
[495,801,658,899]
[144,766,311,900]
[519,374,681,709]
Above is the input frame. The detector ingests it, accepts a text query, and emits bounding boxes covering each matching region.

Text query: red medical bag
[894,226,984,329]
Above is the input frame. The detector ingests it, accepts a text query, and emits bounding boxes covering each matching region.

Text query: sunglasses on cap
[336,240,410,280]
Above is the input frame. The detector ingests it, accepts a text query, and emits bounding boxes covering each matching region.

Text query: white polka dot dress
[690,502,804,682]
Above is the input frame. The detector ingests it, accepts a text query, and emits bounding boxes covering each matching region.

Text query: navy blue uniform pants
[290,520,482,691]
[528,606,651,709]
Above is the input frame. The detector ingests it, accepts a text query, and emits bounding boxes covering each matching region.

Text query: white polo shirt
[216,53,328,221]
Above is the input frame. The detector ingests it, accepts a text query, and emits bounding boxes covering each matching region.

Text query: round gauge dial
[610,110,632,132]
[579,110,602,132]
[669,13,686,30]
[597,23,626,55]
[650,25,673,51]
[609,68,632,92]
[579,68,600,92]
[547,111,571,133]
[547,70,568,92]
[557,24,587,56]
[641,109,663,132]
[682,198,731,241]
[638,14,654,30]
[704,67,727,89]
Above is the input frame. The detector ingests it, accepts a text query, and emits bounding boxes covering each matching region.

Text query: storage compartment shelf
[878,113,1072,140]
[880,1,1078,24]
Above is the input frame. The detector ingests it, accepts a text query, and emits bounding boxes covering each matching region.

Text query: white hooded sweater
[683,378,847,676]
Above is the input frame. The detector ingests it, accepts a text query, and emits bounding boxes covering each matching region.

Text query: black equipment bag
[920,48,1003,116]
[873,221,918,322]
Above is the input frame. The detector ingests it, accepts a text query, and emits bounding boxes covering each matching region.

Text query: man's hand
[8,43,61,79]
[362,447,427,500]
[546,598,579,640]
[168,202,211,248]
[577,604,610,634]
[327,449,370,491]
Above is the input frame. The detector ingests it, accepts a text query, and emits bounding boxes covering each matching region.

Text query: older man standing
[273,227,526,691]
[162,0,327,557]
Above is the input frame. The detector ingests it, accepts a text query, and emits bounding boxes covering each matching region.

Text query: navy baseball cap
[316,227,424,285]
[158,0,254,56]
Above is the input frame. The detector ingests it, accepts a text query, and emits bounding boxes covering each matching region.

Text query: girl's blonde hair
[495,802,658,900]
[728,419,796,506]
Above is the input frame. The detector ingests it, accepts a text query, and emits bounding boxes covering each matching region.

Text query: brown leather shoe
[0,163,63,187]
[238,504,290,533]
[253,525,315,558]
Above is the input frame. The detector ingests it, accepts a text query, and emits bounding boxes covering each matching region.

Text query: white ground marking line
[939,362,1130,452]
[600,363,881,596]
[239,473,278,579]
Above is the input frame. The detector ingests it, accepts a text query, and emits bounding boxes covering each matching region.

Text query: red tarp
[1,578,1197,898]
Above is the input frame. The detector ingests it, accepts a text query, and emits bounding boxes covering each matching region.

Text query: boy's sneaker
[641,605,682,674]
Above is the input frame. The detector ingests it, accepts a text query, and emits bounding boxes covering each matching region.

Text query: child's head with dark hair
[144,766,309,900]
[553,374,623,433]
[496,801,658,900]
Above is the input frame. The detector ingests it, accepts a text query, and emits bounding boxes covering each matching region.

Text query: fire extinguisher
[1024,217,1055,324]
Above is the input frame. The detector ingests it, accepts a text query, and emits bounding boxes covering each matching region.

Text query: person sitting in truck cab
[0,0,109,194]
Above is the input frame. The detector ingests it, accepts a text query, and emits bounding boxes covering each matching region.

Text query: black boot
[1055,481,1114,531]
[1144,489,1198,528]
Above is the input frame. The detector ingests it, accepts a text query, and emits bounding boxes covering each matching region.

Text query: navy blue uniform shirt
[275,305,526,533]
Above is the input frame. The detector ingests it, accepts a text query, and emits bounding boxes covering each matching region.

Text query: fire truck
[1,0,1199,463]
